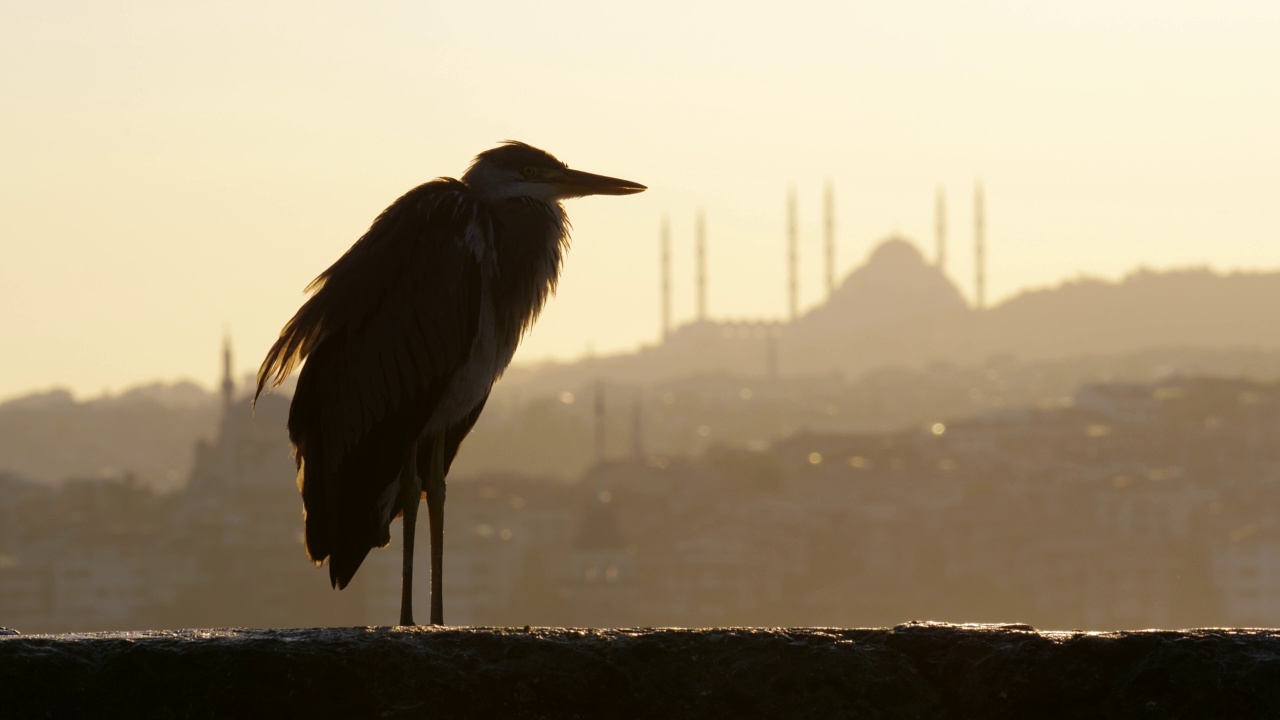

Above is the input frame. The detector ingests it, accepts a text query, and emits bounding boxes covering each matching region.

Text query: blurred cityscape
[5,237,1280,632]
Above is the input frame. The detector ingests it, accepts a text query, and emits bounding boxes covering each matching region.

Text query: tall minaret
[974,179,986,310]
[787,187,798,320]
[594,381,606,465]
[630,390,645,462]
[695,209,707,323]
[221,332,234,412]
[660,216,671,340]
[823,180,835,297]
[219,332,237,494]
[935,185,947,271]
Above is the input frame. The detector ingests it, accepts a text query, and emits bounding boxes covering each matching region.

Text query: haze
[3,1,1278,401]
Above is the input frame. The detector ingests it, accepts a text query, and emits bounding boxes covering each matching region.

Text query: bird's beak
[555,167,647,198]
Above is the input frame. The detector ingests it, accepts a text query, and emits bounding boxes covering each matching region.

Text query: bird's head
[461,141,646,202]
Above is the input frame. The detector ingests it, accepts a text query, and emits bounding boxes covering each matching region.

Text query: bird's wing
[255,179,490,586]
[255,178,485,408]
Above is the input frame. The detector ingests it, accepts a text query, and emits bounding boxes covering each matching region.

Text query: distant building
[566,478,634,626]
[1212,525,1280,626]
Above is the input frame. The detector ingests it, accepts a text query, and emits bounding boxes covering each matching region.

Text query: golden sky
[2,1,1278,401]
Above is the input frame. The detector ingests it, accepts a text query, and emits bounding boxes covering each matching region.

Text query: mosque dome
[789,236,968,336]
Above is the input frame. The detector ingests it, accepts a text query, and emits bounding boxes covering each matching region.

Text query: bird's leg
[425,431,447,625]
[399,441,421,626]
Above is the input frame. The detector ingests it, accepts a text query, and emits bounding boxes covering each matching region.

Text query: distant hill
[503,239,1280,396]
[975,267,1280,360]
[779,242,1280,378]
[0,382,220,488]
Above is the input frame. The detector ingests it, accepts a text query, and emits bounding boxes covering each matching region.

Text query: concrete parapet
[4,622,1280,718]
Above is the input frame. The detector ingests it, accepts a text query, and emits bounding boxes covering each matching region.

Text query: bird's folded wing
[256,178,486,450]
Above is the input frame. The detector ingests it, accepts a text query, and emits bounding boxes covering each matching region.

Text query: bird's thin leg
[425,432,447,625]
[399,441,421,626]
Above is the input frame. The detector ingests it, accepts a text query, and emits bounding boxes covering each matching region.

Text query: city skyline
[8,247,1280,631]
[5,228,1280,406]
[4,1,1280,400]
[6,370,1279,631]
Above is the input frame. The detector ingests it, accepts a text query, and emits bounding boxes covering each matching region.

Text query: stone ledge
[4,622,1280,719]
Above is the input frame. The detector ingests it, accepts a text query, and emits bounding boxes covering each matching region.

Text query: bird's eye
[521,167,536,179]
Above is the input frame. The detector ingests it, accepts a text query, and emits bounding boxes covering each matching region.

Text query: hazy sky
[3,1,1278,401]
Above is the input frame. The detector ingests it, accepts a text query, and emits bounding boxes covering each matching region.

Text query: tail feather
[293,356,425,590]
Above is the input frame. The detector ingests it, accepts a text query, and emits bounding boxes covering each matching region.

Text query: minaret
[974,179,986,310]
[594,381,606,466]
[935,185,947,271]
[766,329,779,381]
[787,187,798,320]
[630,390,645,462]
[695,209,707,323]
[219,332,236,494]
[221,332,234,413]
[660,216,671,341]
[824,180,835,297]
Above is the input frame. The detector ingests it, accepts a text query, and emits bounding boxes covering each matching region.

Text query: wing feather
[254,179,487,587]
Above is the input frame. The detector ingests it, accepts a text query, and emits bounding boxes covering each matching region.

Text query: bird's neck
[487,198,569,339]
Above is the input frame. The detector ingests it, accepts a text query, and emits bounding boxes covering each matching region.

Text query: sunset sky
[3,1,1278,401]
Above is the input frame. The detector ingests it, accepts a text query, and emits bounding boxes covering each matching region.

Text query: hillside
[0,383,219,489]
[505,241,1280,396]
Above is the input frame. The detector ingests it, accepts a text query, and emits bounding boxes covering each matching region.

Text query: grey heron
[254,141,645,625]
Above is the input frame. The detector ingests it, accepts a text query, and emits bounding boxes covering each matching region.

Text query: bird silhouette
[255,142,645,625]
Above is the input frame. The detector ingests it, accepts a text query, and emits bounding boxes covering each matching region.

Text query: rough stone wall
[4,623,1280,718]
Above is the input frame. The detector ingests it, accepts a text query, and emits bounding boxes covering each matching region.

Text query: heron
[254,141,645,625]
